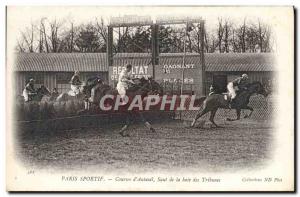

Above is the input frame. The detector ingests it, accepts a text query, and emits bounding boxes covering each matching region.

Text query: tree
[40,19,50,53]
[237,18,247,53]
[57,22,77,52]
[130,26,151,52]
[75,24,101,52]
[223,19,232,53]
[95,17,108,52]
[230,29,239,52]
[158,26,175,53]
[217,18,224,53]
[20,23,36,52]
[257,20,272,52]
[15,39,26,52]
[49,19,61,52]
[245,23,258,52]
[15,16,274,54]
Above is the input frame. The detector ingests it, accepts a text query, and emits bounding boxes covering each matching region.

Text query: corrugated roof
[13,52,275,72]
[205,53,275,72]
[14,53,108,72]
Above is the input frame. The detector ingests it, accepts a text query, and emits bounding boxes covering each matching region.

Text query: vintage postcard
[6,6,294,191]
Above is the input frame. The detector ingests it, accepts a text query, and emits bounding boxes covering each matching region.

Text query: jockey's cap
[242,74,248,78]
[75,70,80,74]
[29,78,35,82]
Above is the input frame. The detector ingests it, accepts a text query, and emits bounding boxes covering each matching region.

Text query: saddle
[127,84,140,92]
[68,90,78,97]
[68,88,82,97]
[224,86,248,100]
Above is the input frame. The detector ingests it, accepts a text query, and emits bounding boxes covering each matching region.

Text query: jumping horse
[23,85,51,102]
[84,77,163,137]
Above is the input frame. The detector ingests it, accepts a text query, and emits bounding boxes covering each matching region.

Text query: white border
[1,0,298,196]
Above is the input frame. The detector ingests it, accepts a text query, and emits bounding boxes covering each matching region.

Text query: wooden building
[14,53,108,95]
[13,52,275,96]
[204,53,275,93]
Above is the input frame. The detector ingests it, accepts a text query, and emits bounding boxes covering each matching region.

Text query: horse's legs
[226,109,241,121]
[236,109,241,120]
[243,106,254,118]
[84,100,89,110]
[119,113,131,137]
[138,112,155,133]
[209,109,220,127]
[191,108,209,127]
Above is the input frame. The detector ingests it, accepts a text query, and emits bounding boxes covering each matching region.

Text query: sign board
[108,62,203,96]
[110,15,152,27]
[109,64,196,83]
[155,64,197,84]
[109,65,153,86]
[156,16,203,25]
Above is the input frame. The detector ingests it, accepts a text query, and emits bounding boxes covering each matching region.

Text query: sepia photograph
[5,6,294,191]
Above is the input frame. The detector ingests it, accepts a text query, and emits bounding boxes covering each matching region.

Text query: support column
[200,20,206,96]
[151,24,159,79]
[107,25,114,85]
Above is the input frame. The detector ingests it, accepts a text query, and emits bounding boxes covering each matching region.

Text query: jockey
[117,64,134,105]
[23,78,36,102]
[209,85,215,96]
[70,70,82,95]
[227,73,249,101]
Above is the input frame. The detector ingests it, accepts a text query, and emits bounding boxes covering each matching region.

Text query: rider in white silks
[69,71,82,96]
[23,78,36,102]
[208,85,215,96]
[227,73,249,101]
[116,64,134,105]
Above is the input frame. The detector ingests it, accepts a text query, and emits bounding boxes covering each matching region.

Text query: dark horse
[191,82,269,128]
[83,77,163,137]
[23,85,51,102]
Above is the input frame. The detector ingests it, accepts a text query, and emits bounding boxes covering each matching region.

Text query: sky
[7,6,279,41]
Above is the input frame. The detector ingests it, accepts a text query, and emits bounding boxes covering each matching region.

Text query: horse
[84,77,163,107]
[56,84,86,102]
[81,76,104,101]
[49,92,60,101]
[23,85,51,102]
[56,76,104,103]
[190,81,269,128]
[83,77,163,137]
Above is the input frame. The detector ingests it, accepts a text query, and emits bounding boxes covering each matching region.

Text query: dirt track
[16,118,273,174]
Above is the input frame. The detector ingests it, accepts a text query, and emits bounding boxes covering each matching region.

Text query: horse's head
[80,81,88,95]
[149,77,164,96]
[81,76,104,98]
[247,82,269,97]
[37,85,51,96]
[147,77,163,96]
[132,77,144,85]
[129,77,159,96]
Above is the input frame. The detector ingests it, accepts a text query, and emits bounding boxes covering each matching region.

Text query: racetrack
[16,118,274,174]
